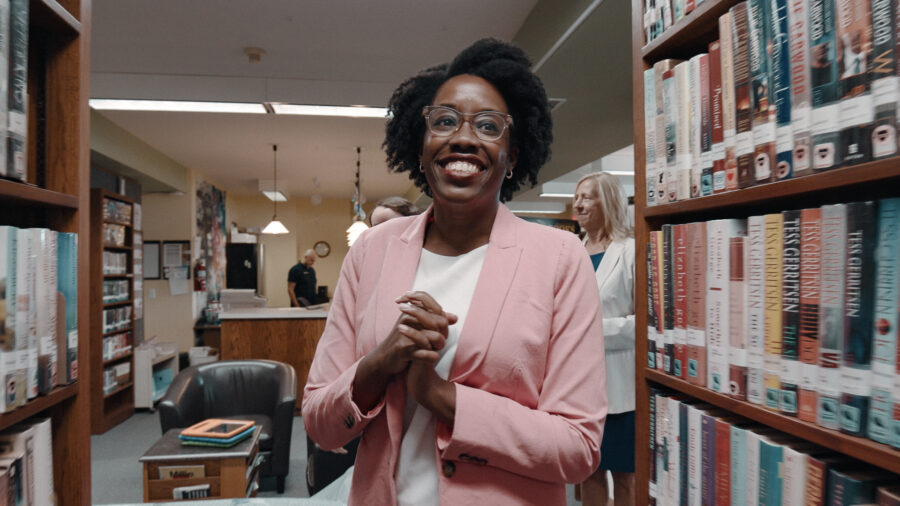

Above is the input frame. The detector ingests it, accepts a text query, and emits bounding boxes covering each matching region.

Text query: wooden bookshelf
[90,188,136,434]
[632,1,900,504]
[0,0,92,503]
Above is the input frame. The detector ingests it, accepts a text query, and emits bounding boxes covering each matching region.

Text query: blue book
[757,437,783,506]
[869,198,900,444]
[56,233,78,383]
[827,467,895,505]
[730,425,748,506]
[768,0,793,181]
[178,425,256,446]
[808,0,841,171]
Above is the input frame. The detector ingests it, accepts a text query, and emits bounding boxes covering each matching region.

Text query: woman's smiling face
[420,74,517,208]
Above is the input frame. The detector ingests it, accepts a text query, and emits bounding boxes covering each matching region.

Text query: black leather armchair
[159,359,297,493]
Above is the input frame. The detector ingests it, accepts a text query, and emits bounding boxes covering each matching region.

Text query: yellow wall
[227,195,356,308]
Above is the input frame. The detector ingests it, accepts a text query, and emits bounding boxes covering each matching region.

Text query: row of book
[102,331,131,363]
[647,198,900,446]
[101,197,133,226]
[642,0,708,45]
[0,0,28,182]
[0,417,54,506]
[0,227,77,413]
[102,361,130,395]
[642,0,900,206]
[102,251,128,275]
[649,390,900,506]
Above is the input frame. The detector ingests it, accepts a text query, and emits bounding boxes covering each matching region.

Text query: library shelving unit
[0,0,92,503]
[630,1,900,504]
[134,345,178,410]
[90,188,136,433]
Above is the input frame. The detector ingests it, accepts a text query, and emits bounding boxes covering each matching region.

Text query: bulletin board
[162,240,191,279]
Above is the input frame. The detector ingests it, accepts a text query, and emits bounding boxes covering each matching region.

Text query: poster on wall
[196,179,227,303]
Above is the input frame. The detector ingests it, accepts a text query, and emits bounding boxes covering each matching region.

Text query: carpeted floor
[91,411,587,504]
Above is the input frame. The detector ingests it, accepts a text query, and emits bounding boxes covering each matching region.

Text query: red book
[674,224,688,378]
[798,207,822,422]
[714,417,732,506]
[729,235,748,400]
[709,40,726,193]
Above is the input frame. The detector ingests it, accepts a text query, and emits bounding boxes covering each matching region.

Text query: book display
[0,0,91,502]
[90,188,136,433]
[633,0,900,504]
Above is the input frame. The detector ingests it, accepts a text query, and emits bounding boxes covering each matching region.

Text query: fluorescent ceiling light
[89,99,266,114]
[604,170,634,176]
[271,103,388,118]
[261,191,287,202]
[539,192,574,198]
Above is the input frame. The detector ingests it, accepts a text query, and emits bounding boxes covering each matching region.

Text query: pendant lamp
[262,144,289,234]
[346,146,369,246]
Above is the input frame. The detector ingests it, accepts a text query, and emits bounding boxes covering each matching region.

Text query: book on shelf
[686,221,707,386]
[798,207,823,422]
[720,11,740,192]
[818,202,846,430]
[836,1,873,166]
[746,215,766,405]
[788,0,813,177]
[729,234,748,401]
[0,451,24,506]
[674,223,688,378]
[748,0,776,186]
[676,61,693,201]
[780,209,802,415]
[0,424,34,506]
[56,233,77,384]
[770,0,794,182]
[645,68,658,207]
[869,198,899,444]
[869,0,898,161]
[763,213,784,410]
[5,0,27,181]
[810,0,841,171]
[663,225,676,374]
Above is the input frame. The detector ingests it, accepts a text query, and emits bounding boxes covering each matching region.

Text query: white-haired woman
[573,172,635,506]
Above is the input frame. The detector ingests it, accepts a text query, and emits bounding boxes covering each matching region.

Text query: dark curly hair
[383,38,553,202]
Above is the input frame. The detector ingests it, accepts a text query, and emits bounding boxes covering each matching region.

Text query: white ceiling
[90,0,634,204]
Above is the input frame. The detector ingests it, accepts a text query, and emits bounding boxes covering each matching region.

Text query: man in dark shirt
[288,249,317,307]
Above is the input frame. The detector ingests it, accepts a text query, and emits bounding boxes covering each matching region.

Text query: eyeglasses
[422,105,513,142]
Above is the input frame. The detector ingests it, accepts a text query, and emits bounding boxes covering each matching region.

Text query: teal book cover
[869,198,899,444]
[56,233,78,383]
[757,438,783,506]
[730,424,748,506]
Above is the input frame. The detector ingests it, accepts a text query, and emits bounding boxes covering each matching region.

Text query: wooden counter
[220,307,328,412]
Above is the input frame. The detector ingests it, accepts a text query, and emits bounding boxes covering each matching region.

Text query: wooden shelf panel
[0,178,78,209]
[644,159,900,220]
[104,381,134,399]
[103,219,133,227]
[645,369,900,474]
[0,383,78,431]
[103,244,132,251]
[31,0,81,36]
[103,326,134,337]
[641,0,736,61]
[103,299,134,308]
[103,273,133,278]
[102,351,133,367]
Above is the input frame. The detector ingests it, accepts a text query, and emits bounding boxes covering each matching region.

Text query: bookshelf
[631,0,900,503]
[90,188,136,433]
[0,0,91,503]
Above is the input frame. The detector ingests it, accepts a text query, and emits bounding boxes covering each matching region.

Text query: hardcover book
[809,0,842,171]
[869,0,898,160]
[0,2,8,179]
[699,53,713,196]
[708,219,748,393]
[839,200,878,436]
[798,207,823,422]
[674,224,688,378]
[730,423,748,506]
[655,60,682,205]
[56,233,77,383]
[0,227,15,352]
[720,12,740,191]
[770,0,795,181]
[656,230,667,370]
[676,62,693,201]
[869,198,899,444]
[6,0,27,181]
[32,229,57,395]
[663,68,679,203]
[648,242,657,369]
[645,68,658,206]
[747,215,767,405]
[686,221,707,386]
[835,0,873,165]
[664,225,675,374]
[788,0,813,176]
[709,40,727,193]
[690,55,704,199]
[731,2,756,189]
[757,436,784,506]
[780,209,802,414]
[729,235,748,400]
[763,213,784,410]
[818,203,846,429]
[828,466,895,505]
[651,232,664,370]
[700,411,716,506]
[748,0,776,185]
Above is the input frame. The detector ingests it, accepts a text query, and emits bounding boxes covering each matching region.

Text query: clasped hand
[375,291,458,375]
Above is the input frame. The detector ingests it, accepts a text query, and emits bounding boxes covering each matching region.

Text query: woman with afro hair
[303,38,607,505]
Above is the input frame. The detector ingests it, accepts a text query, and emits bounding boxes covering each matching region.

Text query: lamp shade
[262,218,289,235]
[346,219,369,246]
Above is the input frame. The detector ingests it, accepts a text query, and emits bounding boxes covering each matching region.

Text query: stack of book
[642,0,899,206]
[648,197,900,446]
[178,419,256,448]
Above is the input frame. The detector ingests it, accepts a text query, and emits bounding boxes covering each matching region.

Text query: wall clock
[314,240,331,258]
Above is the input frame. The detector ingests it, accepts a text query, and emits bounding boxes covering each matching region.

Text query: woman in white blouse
[573,172,635,506]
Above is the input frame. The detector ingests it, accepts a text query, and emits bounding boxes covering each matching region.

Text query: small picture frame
[143,241,161,280]
[162,240,191,279]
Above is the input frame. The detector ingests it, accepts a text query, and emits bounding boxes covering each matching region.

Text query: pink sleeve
[436,237,607,483]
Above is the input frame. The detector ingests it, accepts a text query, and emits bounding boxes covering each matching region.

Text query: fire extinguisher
[194,259,207,292]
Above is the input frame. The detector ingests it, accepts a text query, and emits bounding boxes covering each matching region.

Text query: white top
[395,245,488,506]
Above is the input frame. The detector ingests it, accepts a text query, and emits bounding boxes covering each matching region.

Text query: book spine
[747,216,767,405]
[836,0,874,165]
[781,209,802,415]
[6,0,27,181]
[764,213,784,410]
[730,425,748,506]
[804,455,828,506]
[664,225,676,375]
[729,235,748,400]
[667,397,681,504]
[708,220,731,393]
[789,0,813,176]
[868,198,899,444]
[745,430,762,506]
[56,233,77,383]
[649,389,658,501]
[809,0,842,171]
[664,68,679,203]
[656,393,668,502]
[679,402,689,506]
[34,230,57,395]
[770,0,795,181]
[648,241,658,370]
[700,53,714,196]
[715,418,732,506]
[840,200,878,436]
[757,439,784,506]
[15,230,36,401]
[732,2,756,189]
[701,413,716,506]
[710,40,727,194]
[818,203,846,429]
[690,55,704,199]
[687,221,708,386]
[749,0,776,185]
[720,12,740,191]
[652,231,665,370]
[798,207,823,422]
[0,2,8,178]
[870,0,898,160]
[675,224,688,378]
[656,60,681,205]
[782,446,807,505]
[646,68,659,207]
[0,227,15,354]
[687,405,703,506]
[657,230,668,370]
[828,468,881,505]
[676,62,693,201]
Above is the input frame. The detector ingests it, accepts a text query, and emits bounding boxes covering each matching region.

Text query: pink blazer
[302,204,607,505]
